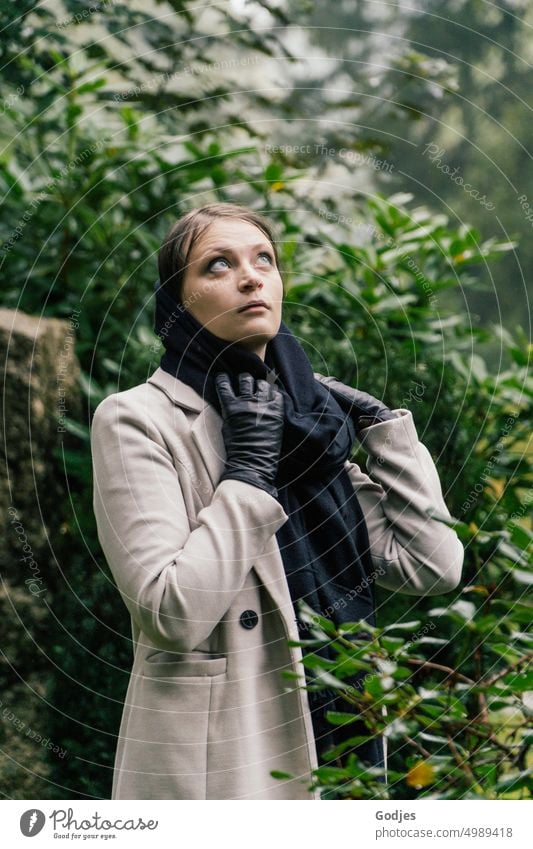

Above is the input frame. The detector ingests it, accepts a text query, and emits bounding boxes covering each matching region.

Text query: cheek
[191,276,224,308]
[181,276,204,309]
[203,288,234,323]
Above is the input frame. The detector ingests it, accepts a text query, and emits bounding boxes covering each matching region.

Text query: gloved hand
[215,372,285,499]
[313,372,397,433]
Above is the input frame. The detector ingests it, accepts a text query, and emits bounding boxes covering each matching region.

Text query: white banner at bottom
[2,799,531,848]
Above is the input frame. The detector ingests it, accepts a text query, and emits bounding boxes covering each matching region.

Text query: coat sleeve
[344,408,464,595]
[90,392,289,653]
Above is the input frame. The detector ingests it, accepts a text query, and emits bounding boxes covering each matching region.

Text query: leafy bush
[284,591,531,800]
[274,193,532,800]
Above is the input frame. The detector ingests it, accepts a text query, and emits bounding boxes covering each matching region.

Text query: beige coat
[90,367,464,800]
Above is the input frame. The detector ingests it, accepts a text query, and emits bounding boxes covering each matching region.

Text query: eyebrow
[202,243,273,255]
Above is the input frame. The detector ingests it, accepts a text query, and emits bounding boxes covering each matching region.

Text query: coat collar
[147,367,206,413]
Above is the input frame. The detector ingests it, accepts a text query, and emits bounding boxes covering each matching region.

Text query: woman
[91,202,464,800]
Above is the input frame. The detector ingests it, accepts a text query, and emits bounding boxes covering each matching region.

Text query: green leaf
[323,711,361,727]
[495,768,532,792]
[509,524,533,552]
[511,569,533,586]
[296,600,338,635]
[382,621,422,632]
[370,293,418,313]
[419,732,449,745]
[392,666,412,680]
[265,162,283,183]
[59,418,90,441]
[364,676,384,698]
[76,78,107,95]
[270,770,295,780]
[430,600,476,622]
[498,539,528,565]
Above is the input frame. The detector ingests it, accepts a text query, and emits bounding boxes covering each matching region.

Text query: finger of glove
[257,382,284,414]
[238,373,255,396]
[352,389,385,415]
[321,376,354,402]
[254,378,272,401]
[315,373,347,395]
[272,388,284,415]
[314,372,336,386]
[315,374,385,418]
[323,383,364,418]
[215,373,235,407]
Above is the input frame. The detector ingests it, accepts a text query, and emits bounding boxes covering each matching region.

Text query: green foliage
[276,192,531,800]
[282,598,532,799]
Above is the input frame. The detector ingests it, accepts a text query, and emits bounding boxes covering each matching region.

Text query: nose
[238,261,264,291]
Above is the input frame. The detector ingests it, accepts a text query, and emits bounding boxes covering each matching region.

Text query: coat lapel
[190,403,226,491]
[189,397,298,635]
[146,367,225,490]
[146,369,299,638]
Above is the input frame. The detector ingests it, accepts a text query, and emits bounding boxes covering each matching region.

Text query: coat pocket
[143,650,227,678]
[121,671,214,798]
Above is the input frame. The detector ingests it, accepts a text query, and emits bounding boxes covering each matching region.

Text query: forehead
[188,218,271,259]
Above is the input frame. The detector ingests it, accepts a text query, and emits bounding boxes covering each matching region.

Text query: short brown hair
[158,202,284,304]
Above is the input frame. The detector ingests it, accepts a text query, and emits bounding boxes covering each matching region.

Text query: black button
[239,609,259,629]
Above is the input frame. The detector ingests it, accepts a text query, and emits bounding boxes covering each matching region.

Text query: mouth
[237,301,269,312]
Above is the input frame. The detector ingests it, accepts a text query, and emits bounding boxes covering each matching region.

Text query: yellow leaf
[463,584,489,595]
[486,477,505,499]
[406,760,435,788]
[270,181,285,192]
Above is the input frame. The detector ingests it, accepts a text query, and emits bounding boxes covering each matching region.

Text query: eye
[206,251,274,272]
[207,256,230,271]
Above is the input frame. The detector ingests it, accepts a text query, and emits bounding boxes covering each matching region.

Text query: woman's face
[180,218,284,360]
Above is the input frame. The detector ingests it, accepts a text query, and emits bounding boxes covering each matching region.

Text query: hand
[313,372,396,432]
[215,372,285,499]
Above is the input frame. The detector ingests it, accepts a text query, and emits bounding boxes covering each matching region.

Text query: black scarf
[154,279,384,771]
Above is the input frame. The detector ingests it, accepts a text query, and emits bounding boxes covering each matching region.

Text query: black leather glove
[215,372,285,499]
[313,372,396,434]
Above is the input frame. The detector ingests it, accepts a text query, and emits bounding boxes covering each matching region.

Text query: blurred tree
[287,0,532,366]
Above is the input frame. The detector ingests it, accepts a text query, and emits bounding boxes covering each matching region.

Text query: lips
[237,301,269,312]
